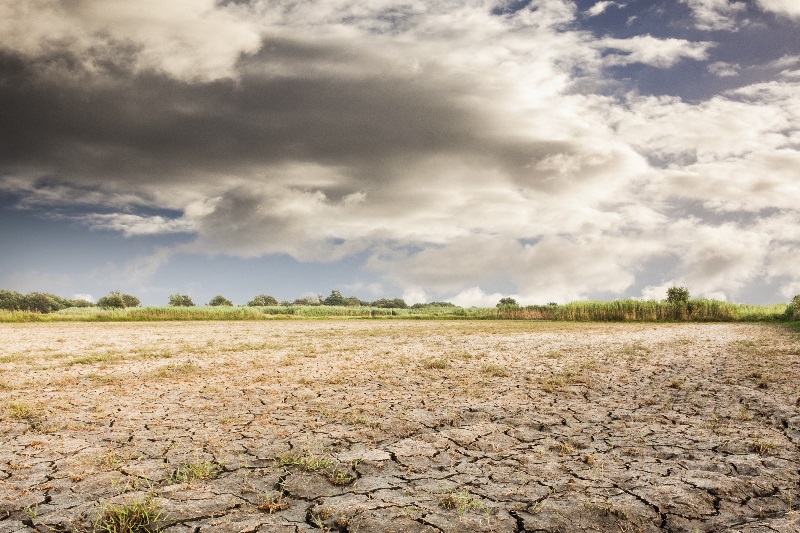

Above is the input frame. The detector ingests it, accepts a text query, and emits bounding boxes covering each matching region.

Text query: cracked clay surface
[1,321,799,532]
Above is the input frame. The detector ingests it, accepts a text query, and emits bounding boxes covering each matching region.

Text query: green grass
[92,495,164,533]
[0,300,791,323]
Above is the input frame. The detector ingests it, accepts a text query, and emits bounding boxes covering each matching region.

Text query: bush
[121,294,140,307]
[785,295,800,321]
[0,290,24,311]
[207,295,233,306]
[69,298,96,308]
[666,286,690,304]
[248,294,278,306]
[168,294,195,307]
[497,297,519,308]
[21,292,65,313]
[371,298,408,309]
[411,301,457,309]
[292,297,321,306]
[97,291,126,309]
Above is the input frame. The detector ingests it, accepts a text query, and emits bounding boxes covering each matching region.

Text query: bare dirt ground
[1,321,799,533]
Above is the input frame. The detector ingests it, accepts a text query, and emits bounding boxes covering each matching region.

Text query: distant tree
[69,298,96,308]
[410,301,457,309]
[323,290,346,306]
[666,286,690,304]
[121,294,140,307]
[207,295,233,306]
[97,291,126,309]
[0,290,24,311]
[496,297,519,308]
[21,292,65,313]
[248,294,278,306]
[168,293,194,307]
[292,297,321,306]
[342,296,369,306]
[371,298,408,309]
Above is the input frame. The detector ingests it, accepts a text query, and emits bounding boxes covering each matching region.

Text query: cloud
[0,0,261,81]
[585,2,623,18]
[450,287,508,308]
[680,0,747,31]
[757,0,800,18]
[72,293,95,303]
[0,0,798,305]
[78,213,195,236]
[598,35,713,68]
[708,61,740,77]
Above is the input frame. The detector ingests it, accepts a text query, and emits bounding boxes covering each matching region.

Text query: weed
[481,363,510,377]
[422,358,448,370]
[276,449,354,486]
[91,495,164,533]
[170,459,220,484]
[6,401,42,421]
[155,359,198,378]
[439,489,485,513]
[749,437,780,455]
[258,491,290,513]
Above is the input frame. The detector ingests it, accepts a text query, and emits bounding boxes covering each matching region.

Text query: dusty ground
[1,320,799,533]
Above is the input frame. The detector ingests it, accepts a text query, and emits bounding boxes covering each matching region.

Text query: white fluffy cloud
[757,0,800,18]
[680,0,746,31]
[0,0,262,80]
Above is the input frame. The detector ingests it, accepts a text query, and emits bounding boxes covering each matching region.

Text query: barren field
[1,321,799,533]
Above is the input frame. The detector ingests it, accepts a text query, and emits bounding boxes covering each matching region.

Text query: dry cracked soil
[1,320,799,533]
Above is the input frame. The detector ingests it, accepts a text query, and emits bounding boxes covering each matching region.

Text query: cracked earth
[1,321,799,532]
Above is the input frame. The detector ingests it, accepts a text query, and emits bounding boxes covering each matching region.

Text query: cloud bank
[0,0,798,305]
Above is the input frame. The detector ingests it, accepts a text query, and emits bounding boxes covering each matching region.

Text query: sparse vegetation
[91,495,164,533]
[276,449,355,486]
[170,458,220,483]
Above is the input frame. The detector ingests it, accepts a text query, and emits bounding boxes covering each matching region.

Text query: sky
[1,0,799,307]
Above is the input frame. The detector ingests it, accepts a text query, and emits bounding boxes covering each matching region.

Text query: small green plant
[258,490,290,513]
[439,489,485,513]
[422,358,448,370]
[481,363,510,377]
[92,495,164,533]
[171,459,220,483]
[276,449,354,486]
[749,437,780,455]
[6,401,43,423]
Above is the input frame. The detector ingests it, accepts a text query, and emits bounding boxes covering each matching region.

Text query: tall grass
[0,300,789,323]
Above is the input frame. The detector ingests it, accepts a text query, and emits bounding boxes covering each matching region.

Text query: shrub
[292,297,321,306]
[207,295,233,307]
[121,294,140,307]
[497,297,519,308]
[248,294,278,306]
[168,294,195,307]
[411,301,457,309]
[21,292,65,313]
[371,298,408,309]
[785,295,800,321]
[0,290,24,311]
[97,291,126,309]
[666,286,690,304]
[70,298,96,308]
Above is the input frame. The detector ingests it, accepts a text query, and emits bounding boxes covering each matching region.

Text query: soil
[1,320,799,532]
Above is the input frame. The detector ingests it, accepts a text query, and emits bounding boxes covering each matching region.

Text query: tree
[21,292,65,313]
[785,295,800,321]
[0,290,24,311]
[292,297,320,306]
[666,286,690,304]
[496,297,519,308]
[121,294,140,307]
[371,298,408,309]
[208,295,233,306]
[248,294,278,306]
[168,294,194,307]
[97,291,126,309]
[323,290,346,306]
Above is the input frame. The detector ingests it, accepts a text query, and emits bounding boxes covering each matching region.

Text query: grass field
[0,299,791,323]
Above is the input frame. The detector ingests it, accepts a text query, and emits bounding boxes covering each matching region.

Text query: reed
[0,301,789,323]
